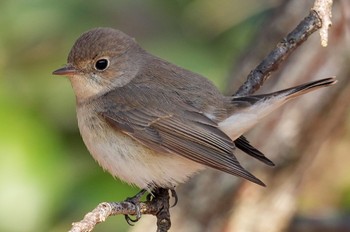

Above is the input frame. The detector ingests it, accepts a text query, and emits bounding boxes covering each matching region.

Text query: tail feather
[275,77,337,100]
[231,77,337,106]
[234,136,274,166]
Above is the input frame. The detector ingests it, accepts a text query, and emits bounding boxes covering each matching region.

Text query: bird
[53,27,336,222]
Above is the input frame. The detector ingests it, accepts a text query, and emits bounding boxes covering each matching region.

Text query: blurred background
[0,0,349,231]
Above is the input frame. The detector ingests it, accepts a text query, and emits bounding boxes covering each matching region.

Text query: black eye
[94,58,109,71]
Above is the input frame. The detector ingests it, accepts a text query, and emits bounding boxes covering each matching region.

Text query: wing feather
[100,107,265,186]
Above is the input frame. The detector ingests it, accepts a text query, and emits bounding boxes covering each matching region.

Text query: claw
[146,192,153,202]
[124,213,140,226]
[149,188,178,207]
[170,189,178,207]
[123,189,147,225]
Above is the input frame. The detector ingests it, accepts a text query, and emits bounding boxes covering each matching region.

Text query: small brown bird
[53,27,335,217]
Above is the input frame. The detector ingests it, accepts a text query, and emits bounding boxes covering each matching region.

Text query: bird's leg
[124,188,178,227]
[124,189,147,225]
[145,188,178,207]
[151,188,172,231]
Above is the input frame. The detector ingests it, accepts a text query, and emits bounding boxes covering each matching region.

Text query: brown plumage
[53,27,336,189]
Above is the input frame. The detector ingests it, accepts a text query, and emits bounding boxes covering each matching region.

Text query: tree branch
[69,189,171,232]
[234,10,322,96]
[235,0,332,96]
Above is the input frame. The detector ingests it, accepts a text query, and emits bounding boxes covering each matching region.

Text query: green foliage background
[0,1,265,231]
[1,1,348,232]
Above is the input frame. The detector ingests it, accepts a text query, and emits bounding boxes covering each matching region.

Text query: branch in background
[313,0,333,47]
[234,11,321,96]
[235,0,332,96]
[68,1,333,231]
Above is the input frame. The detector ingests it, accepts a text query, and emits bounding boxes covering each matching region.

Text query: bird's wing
[99,102,264,186]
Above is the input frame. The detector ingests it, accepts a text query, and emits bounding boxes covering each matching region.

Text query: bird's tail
[221,77,337,144]
[222,77,336,177]
[230,77,337,114]
[267,77,337,100]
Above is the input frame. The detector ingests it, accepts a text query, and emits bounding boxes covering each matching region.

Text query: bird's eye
[94,58,109,71]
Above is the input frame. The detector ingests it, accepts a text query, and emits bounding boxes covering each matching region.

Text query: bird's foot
[123,188,178,226]
[124,189,147,226]
[145,188,178,207]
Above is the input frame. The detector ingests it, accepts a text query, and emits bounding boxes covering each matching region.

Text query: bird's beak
[52,64,77,76]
